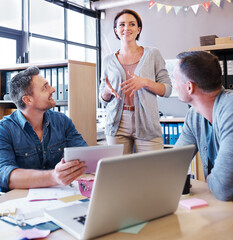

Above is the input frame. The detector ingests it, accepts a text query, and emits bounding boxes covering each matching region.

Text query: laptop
[64,144,124,173]
[44,145,195,240]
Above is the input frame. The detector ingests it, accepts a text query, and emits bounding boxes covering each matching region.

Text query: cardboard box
[215,37,233,44]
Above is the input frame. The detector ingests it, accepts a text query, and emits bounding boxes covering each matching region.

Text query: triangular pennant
[191,4,199,14]
[183,6,189,15]
[226,0,231,2]
[174,6,182,15]
[149,1,156,10]
[213,0,221,7]
[157,3,164,12]
[202,2,210,11]
[165,5,172,14]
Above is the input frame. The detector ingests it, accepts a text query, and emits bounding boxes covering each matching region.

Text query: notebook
[64,144,124,173]
[44,145,195,240]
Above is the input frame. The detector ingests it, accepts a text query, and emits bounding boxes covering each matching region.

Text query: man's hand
[52,158,87,185]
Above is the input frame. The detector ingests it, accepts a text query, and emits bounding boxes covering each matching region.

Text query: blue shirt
[203,119,217,174]
[175,88,233,201]
[0,109,87,191]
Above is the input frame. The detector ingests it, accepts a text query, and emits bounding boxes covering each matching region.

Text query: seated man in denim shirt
[173,51,233,201]
[0,66,87,192]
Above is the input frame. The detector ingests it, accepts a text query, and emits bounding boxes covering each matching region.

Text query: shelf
[160,117,185,123]
[0,100,68,108]
[189,43,233,52]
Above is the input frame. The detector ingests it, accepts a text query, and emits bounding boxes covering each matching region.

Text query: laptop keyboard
[73,215,87,225]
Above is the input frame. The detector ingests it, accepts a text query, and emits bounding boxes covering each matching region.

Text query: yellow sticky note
[59,194,87,203]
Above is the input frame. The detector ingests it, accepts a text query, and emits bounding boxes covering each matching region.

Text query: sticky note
[59,194,87,203]
[179,198,208,210]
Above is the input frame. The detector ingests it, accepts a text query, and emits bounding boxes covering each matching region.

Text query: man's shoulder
[0,111,18,126]
[216,89,233,109]
[46,110,70,123]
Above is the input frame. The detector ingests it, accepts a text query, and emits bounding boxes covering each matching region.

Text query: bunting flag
[165,5,172,14]
[149,1,156,9]
[202,2,210,11]
[191,4,200,14]
[183,6,189,14]
[174,6,182,15]
[147,0,231,15]
[213,0,221,6]
[157,3,164,12]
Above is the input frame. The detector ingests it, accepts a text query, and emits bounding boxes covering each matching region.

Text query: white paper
[26,181,81,201]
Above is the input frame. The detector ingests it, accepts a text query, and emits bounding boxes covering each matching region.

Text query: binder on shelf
[58,67,64,100]
[169,125,174,145]
[64,67,68,100]
[51,68,58,100]
[160,123,165,144]
[178,123,184,137]
[45,68,52,86]
[173,123,179,145]
[5,71,11,95]
[40,69,45,78]
[226,53,233,90]
[164,123,169,144]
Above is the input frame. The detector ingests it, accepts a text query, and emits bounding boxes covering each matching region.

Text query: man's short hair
[9,66,40,110]
[176,51,222,92]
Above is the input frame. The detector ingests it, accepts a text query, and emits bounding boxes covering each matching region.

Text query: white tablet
[64,144,124,173]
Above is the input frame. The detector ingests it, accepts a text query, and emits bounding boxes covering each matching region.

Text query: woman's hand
[102,77,122,101]
[121,71,148,97]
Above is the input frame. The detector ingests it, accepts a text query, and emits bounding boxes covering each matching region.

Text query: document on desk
[27,181,81,201]
[0,197,66,226]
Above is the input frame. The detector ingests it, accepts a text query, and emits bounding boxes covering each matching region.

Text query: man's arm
[9,159,86,189]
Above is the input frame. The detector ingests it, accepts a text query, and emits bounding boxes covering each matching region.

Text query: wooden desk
[0,180,232,240]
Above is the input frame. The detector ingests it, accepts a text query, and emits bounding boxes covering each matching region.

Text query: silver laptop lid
[83,145,195,239]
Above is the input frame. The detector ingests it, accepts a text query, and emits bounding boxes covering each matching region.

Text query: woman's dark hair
[176,51,222,92]
[113,9,142,41]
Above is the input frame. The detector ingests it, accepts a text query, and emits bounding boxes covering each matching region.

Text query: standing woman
[99,9,172,154]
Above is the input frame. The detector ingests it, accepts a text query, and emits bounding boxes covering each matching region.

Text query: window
[0,0,100,65]
[0,37,17,65]
[68,44,96,63]
[30,37,65,62]
[30,0,64,39]
[0,0,22,31]
[67,9,96,46]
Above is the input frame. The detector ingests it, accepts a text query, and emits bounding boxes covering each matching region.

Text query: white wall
[100,1,233,59]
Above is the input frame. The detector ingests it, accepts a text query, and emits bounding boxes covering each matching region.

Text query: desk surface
[0,180,233,240]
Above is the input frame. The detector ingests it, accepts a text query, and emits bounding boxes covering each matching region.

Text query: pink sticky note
[16,228,50,239]
[179,198,208,210]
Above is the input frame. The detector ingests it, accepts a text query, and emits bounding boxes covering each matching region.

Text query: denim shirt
[0,109,87,191]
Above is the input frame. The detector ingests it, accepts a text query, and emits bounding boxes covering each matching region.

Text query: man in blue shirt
[173,51,233,201]
[0,66,87,192]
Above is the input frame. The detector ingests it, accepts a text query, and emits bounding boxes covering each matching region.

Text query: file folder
[58,67,64,100]
[51,68,58,100]
[173,123,179,145]
[169,124,173,145]
[64,67,68,100]
[164,123,169,144]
